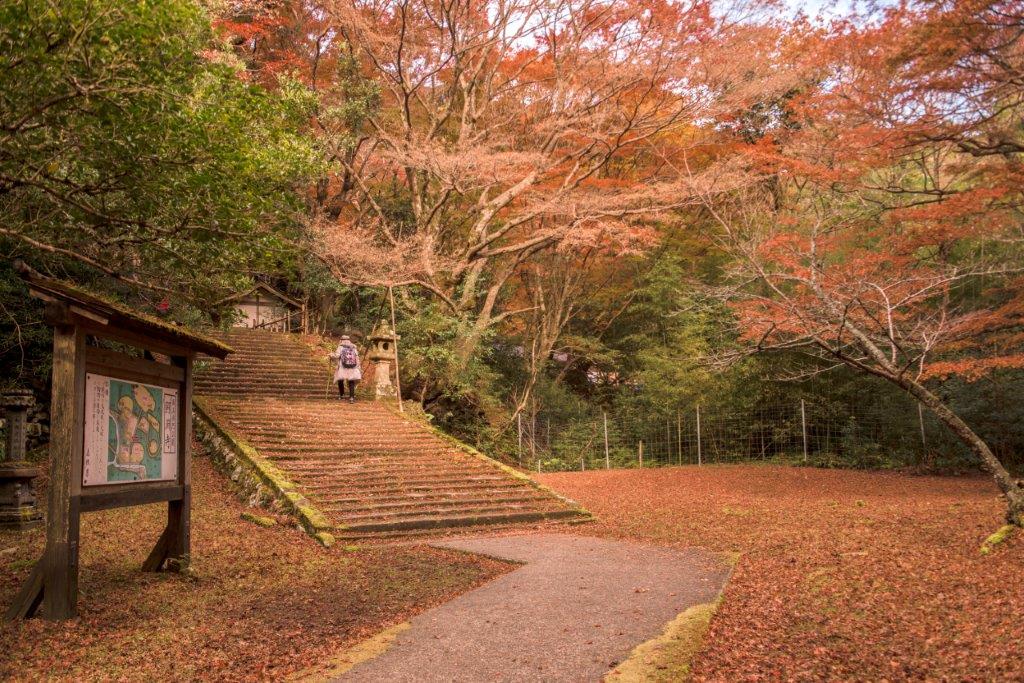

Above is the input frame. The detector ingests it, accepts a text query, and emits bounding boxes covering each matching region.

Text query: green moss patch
[980,524,1016,555]
[241,512,277,528]
[605,600,721,682]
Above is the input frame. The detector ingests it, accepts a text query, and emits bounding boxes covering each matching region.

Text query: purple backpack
[340,345,358,368]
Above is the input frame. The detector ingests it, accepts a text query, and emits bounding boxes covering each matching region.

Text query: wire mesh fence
[513,397,964,472]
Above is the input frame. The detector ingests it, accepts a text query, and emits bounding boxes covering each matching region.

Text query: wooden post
[638,439,644,468]
[43,324,84,620]
[666,420,672,464]
[150,355,193,572]
[801,399,808,463]
[387,286,404,412]
[603,412,610,470]
[676,410,683,465]
[696,406,702,466]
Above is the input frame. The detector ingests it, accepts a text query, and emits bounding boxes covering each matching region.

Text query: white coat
[331,341,362,382]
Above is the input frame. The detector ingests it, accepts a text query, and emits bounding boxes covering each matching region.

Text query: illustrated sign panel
[83,373,178,486]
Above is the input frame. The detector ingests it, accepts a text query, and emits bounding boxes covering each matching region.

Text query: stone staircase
[194,328,588,539]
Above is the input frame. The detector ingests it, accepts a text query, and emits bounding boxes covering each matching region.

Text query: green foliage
[609,255,723,415]
[393,300,503,436]
[0,0,317,299]
[0,269,50,389]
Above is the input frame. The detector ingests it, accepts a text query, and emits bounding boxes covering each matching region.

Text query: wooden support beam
[3,560,44,622]
[171,356,193,571]
[143,356,193,574]
[79,485,183,512]
[141,525,174,572]
[42,326,84,620]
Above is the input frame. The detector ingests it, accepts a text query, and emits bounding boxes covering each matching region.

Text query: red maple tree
[705,0,1024,524]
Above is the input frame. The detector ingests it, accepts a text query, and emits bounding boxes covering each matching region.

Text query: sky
[785,0,897,22]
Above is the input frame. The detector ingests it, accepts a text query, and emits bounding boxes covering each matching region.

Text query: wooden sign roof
[15,262,232,359]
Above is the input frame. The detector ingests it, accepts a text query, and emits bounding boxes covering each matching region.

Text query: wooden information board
[4,264,231,621]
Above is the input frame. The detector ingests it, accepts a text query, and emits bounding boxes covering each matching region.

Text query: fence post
[517,413,523,466]
[918,402,927,450]
[696,405,702,466]
[666,420,671,464]
[638,439,644,468]
[800,399,808,463]
[532,401,540,471]
[676,410,682,465]
[603,412,610,470]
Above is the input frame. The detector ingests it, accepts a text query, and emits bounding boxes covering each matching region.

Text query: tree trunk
[903,377,1024,526]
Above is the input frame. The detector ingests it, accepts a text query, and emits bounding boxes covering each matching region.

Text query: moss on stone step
[240,512,277,528]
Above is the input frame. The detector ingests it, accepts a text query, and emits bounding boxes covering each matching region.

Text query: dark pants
[337,380,358,398]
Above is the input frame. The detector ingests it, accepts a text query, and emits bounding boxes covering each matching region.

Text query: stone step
[242,432,429,442]
[196,382,331,391]
[315,493,552,514]
[282,465,496,481]
[334,516,590,541]
[309,485,534,506]
[261,446,462,458]
[262,452,467,464]
[331,494,564,517]
[334,508,582,534]
[247,438,441,451]
[215,422,417,435]
[199,366,327,376]
[195,330,587,539]
[329,502,565,526]
[202,358,325,368]
[245,440,446,452]
[197,379,332,388]
[273,467,473,483]
[294,472,513,489]
[298,478,527,496]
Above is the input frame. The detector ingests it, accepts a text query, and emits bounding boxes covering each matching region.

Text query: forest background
[1,0,1022,518]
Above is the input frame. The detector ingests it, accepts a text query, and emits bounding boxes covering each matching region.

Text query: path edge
[604,553,739,682]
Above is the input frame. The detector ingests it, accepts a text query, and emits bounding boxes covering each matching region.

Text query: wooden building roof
[215,282,301,309]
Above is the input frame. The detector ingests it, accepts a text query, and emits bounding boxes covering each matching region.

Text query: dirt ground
[0,455,510,682]
[538,464,1022,681]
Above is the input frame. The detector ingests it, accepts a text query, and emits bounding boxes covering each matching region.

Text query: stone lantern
[0,389,43,530]
[367,320,399,399]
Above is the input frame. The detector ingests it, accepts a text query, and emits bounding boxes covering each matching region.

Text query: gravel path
[338,534,731,682]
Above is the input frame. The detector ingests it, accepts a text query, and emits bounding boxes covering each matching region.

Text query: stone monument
[0,389,43,531]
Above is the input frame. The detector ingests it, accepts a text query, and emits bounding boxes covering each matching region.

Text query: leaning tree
[702,0,1024,525]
